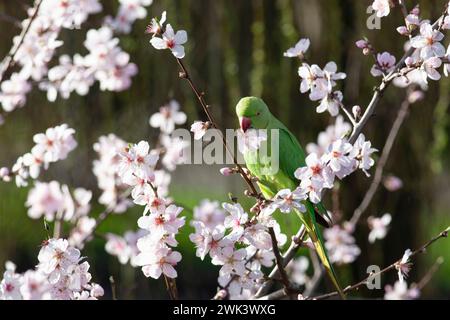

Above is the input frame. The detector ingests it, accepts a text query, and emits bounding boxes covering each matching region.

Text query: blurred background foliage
[0,0,449,299]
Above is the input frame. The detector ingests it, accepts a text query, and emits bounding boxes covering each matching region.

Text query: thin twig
[308,227,449,300]
[398,0,409,21]
[414,257,444,290]
[257,227,449,300]
[0,0,43,83]
[268,227,293,296]
[349,91,412,226]
[109,276,117,300]
[254,225,306,298]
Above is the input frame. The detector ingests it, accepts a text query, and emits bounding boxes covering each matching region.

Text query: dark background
[0,0,449,299]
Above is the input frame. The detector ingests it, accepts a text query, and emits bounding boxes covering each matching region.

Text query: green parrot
[236,96,344,298]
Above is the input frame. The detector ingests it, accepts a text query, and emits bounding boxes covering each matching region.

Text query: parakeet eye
[256,112,261,116]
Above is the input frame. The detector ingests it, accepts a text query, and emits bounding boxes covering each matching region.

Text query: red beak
[240,117,251,132]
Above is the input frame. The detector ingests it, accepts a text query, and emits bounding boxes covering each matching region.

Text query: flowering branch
[254,226,306,298]
[309,227,449,300]
[349,88,415,226]
[0,0,43,83]
[349,7,449,144]
[257,227,449,300]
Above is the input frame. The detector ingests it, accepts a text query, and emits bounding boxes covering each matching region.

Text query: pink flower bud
[383,175,403,192]
[408,90,424,104]
[220,167,233,176]
[0,167,9,179]
[352,105,361,119]
[397,26,409,36]
[355,40,368,49]
[405,57,414,67]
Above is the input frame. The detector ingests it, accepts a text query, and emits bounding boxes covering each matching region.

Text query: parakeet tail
[296,204,346,299]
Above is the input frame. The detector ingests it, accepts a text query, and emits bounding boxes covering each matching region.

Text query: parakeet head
[236,97,271,132]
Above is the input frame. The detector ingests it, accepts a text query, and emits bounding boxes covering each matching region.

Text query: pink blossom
[283,38,310,58]
[371,0,391,18]
[371,52,396,77]
[150,24,188,59]
[138,247,182,279]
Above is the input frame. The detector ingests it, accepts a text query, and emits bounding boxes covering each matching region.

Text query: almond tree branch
[348,9,448,144]
[398,0,409,21]
[349,90,412,226]
[254,225,306,298]
[414,256,444,290]
[257,227,449,300]
[309,227,449,300]
[268,227,293,296]
[0,0,43,83]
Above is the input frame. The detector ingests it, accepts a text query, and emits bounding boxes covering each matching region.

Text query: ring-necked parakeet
[236,96,344,298]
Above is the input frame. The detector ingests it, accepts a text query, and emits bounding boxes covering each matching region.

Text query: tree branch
[254,225,306,298]
[268,227,293,296]
[348,10,448,144]
[0,0,43,83]
[309,227,449,300]
[349,90,412,226]
[257,227,449,300]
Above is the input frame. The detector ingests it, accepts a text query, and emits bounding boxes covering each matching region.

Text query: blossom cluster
[0,124,77,187]
[117,140,185,279]
[365,3,450,91]
[295,131,377,204]
[0,0,102,112]
[0,0,151,115]
[0,238,103,300]
[284,38,346,117]
[41,26,138,101]
[25,180,91,222]
[189,200,289,299]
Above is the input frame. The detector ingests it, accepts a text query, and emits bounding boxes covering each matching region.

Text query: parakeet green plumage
[236,96,344,298]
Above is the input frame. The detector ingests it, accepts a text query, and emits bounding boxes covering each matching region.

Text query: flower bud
[220,167,233,176]
[408,90,424,104]
[352,105,361,120]
[355,39,368,49]
[397,26,409,36]
[383,175,403,192]
[0,167,10,180]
